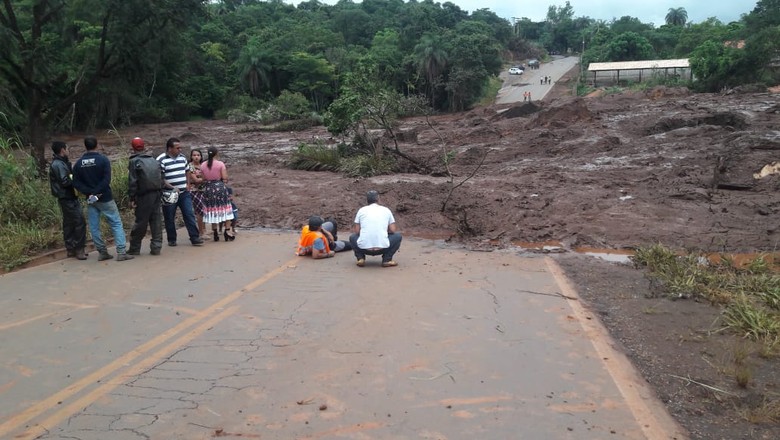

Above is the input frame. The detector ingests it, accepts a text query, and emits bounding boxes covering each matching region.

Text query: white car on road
[508,67,524,75]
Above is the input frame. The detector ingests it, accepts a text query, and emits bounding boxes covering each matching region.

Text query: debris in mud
[754,162,780,179]
[496,102,540,119]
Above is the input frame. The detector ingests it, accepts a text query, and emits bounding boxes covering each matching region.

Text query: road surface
[497,56,581,104]
[0,230,685,439]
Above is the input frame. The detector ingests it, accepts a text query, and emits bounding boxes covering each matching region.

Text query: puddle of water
[573,247,634,264]
[512,240,564,252]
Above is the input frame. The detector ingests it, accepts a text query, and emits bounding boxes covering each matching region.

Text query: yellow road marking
[0,303,97,331]
[18,305,240,440]
[0,257,296,438]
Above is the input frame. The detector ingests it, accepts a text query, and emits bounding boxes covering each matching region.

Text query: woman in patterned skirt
[200,146,235,241]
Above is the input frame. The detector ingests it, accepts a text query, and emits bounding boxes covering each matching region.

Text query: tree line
[1,0,778,170]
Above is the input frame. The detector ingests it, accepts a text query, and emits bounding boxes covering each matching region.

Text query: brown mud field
[53,77,780,438]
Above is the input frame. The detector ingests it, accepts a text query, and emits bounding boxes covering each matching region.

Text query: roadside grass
[0,135,134,271]
[632,244,780,355]
[481,76,504,106]
[0,137,61,270]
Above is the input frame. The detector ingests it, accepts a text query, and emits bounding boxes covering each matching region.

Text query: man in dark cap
[349,190,402,267]
[49,141,87,260]
[127,137,164,255]
[296,215,336,259]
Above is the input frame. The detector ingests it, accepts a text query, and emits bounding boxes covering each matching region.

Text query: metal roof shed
[587,59,690,86]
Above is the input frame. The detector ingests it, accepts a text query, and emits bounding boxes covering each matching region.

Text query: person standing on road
[49,141,87,260]
[200,146,235,241]
[157,137,204,247]
[349,190,402,267]
[188,149,207,240]
[72,136,133,261]
[127,137,164,256]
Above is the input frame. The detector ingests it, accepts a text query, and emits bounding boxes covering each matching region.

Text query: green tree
[689,40,745,91]
[744,0,780,29]
[0,0,205,170]
[605,32,655,61]
[665,7,688,26]
[287,52,336,111]
[412,33,450,107]
[237,37,274,97]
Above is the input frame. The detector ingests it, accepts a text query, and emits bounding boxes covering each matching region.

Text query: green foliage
[604,32,655,61]
[274,91,312,120]
[665,8,689,27]
[288,143,342,172]
[633,244,780,345]
[689,41,747,91]
[478,76,504,106]
[339,154,396,178]
[0,139,61,270]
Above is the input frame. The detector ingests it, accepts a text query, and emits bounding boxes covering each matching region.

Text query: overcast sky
[290,1,757,27]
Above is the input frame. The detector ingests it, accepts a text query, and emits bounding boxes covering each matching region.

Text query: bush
[288,142,342,171]
[339,154,396,177]
[0,139,61,269]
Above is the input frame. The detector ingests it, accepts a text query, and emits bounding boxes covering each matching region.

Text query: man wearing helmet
[127,137,165,256]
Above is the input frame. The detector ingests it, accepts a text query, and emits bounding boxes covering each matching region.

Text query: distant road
[496,55,581,104]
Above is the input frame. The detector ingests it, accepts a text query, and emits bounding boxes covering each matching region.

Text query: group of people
[50,138,402,267]
[49,136,237,262]
[540,76,552,85]
[296,190,402,267]
[523,91,532,102]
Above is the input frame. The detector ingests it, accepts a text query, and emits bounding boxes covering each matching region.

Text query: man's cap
[131,137,145,151]
[366,190,379,204]
[308,215,324,229]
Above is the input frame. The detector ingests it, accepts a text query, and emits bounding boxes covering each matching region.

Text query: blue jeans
[349,232,402,262]
[162,190,200,244]
[87,199,127,253]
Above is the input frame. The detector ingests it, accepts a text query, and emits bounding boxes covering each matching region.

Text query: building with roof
[586,59,691,87]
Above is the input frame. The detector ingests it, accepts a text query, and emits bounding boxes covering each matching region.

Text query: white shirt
[354,203,395,249]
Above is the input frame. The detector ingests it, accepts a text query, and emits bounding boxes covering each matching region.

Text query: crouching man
[349,190,402,267]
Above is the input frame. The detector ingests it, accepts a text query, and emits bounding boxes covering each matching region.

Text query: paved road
[496,56,581,104]
[0,231,685,439]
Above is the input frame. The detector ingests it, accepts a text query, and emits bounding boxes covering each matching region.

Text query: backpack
[133,155,163,193]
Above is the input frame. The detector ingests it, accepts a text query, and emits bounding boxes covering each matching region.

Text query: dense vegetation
[1,0,779,171]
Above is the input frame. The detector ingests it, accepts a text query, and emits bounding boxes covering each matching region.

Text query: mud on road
[52,82,780,439]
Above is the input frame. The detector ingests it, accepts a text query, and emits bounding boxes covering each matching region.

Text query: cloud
[288,1,755,26]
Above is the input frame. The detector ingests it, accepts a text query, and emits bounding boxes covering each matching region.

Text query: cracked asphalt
[0,231,685,439]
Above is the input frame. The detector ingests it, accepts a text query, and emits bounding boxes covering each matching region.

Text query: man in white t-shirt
[349,190,402,267]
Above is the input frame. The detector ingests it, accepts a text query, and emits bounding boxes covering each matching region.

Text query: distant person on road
[349,190,402,267]
[540,77,544,85]
[127,137,164,256]
[157,137,204,247]
[49,141,87,260]
[72,136,133,261]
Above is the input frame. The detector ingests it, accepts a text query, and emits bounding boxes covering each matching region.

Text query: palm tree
[665,7,688,26]
[413,34,449,106]
[237,41,273,97]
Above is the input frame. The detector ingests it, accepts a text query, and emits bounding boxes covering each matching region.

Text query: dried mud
[56,84,780,439]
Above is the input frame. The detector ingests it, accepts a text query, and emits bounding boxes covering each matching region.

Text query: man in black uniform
[49,141,88,260]
[127,137,165,255]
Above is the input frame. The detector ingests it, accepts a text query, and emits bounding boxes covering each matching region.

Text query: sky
[289,1,757,27]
